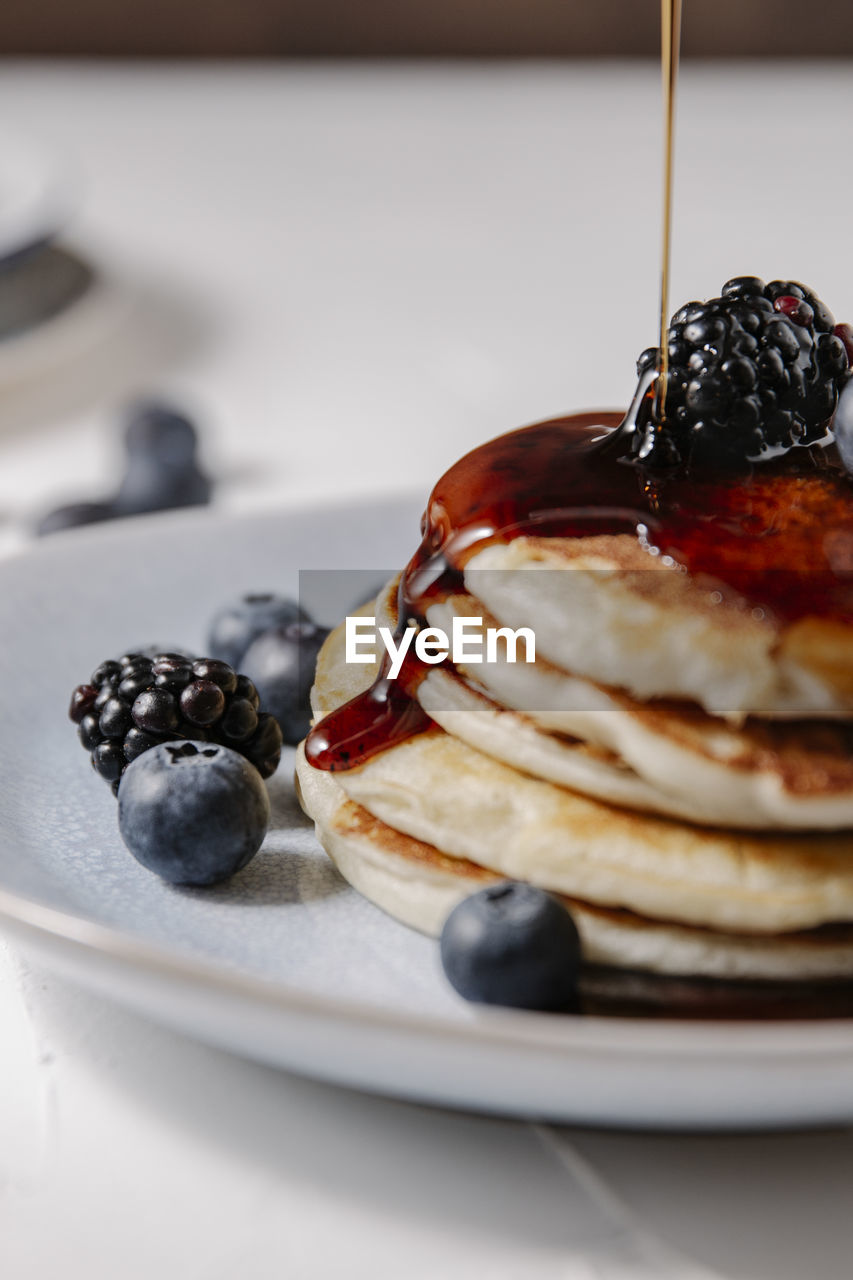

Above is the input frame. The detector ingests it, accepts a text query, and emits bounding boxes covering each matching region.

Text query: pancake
[417,589,853,831]
[308,610,853,935]
[463,536,853,722]
[295,743,853,982]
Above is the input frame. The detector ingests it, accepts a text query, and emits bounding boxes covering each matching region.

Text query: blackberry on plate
[633,277,851,470]
[69,650,283,790]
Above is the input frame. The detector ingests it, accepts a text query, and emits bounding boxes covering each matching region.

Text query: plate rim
[4,880,853,1061]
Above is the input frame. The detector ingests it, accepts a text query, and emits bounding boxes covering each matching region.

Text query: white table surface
[2,59,853,1279]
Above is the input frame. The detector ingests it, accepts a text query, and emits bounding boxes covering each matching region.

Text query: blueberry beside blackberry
[207,593,308,670]
[118,742,269,886]
[240,621,330,745]
[633,277,851,470]
[69,650,283,788]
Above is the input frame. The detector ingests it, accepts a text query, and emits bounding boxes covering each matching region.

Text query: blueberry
[439,883,581,1011]
[117,741,270,886]
[113,400,211,517]
[240,621,330,744]
[113,458,211,517]
[207,593,308,669]
[123,400,199,464]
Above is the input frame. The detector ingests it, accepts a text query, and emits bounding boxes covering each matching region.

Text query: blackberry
[68,651,283,788]
[633,277,851,470]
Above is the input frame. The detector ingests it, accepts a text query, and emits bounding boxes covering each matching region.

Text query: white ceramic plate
[1,498,853,1132]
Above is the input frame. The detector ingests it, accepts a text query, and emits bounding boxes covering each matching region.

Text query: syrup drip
[305,413,853,772]
[655,0,683,426]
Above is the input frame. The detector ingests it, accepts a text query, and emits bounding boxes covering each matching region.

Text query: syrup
[655,0,683,426]
[305,412,853,772]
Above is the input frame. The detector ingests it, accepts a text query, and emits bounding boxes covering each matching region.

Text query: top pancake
[464,535,853,722]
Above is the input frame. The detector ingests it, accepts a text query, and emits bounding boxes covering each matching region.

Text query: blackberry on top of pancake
[634,276,851,471]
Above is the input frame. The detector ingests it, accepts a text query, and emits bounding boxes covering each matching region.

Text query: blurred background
[0,2,852,553]
[3,1,853,56]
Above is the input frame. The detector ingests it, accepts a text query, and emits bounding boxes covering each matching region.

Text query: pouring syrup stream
[654,0,683,426]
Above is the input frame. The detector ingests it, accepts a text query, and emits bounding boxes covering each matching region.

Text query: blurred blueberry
[240,621,329,744]
[114,399,211,516]
[207,593,309,670]
[35,398,212,536]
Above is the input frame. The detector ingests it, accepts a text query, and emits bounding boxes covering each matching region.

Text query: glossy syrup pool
[306,410,853,772]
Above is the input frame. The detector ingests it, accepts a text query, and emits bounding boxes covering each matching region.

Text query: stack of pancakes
[296,528,853,997]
